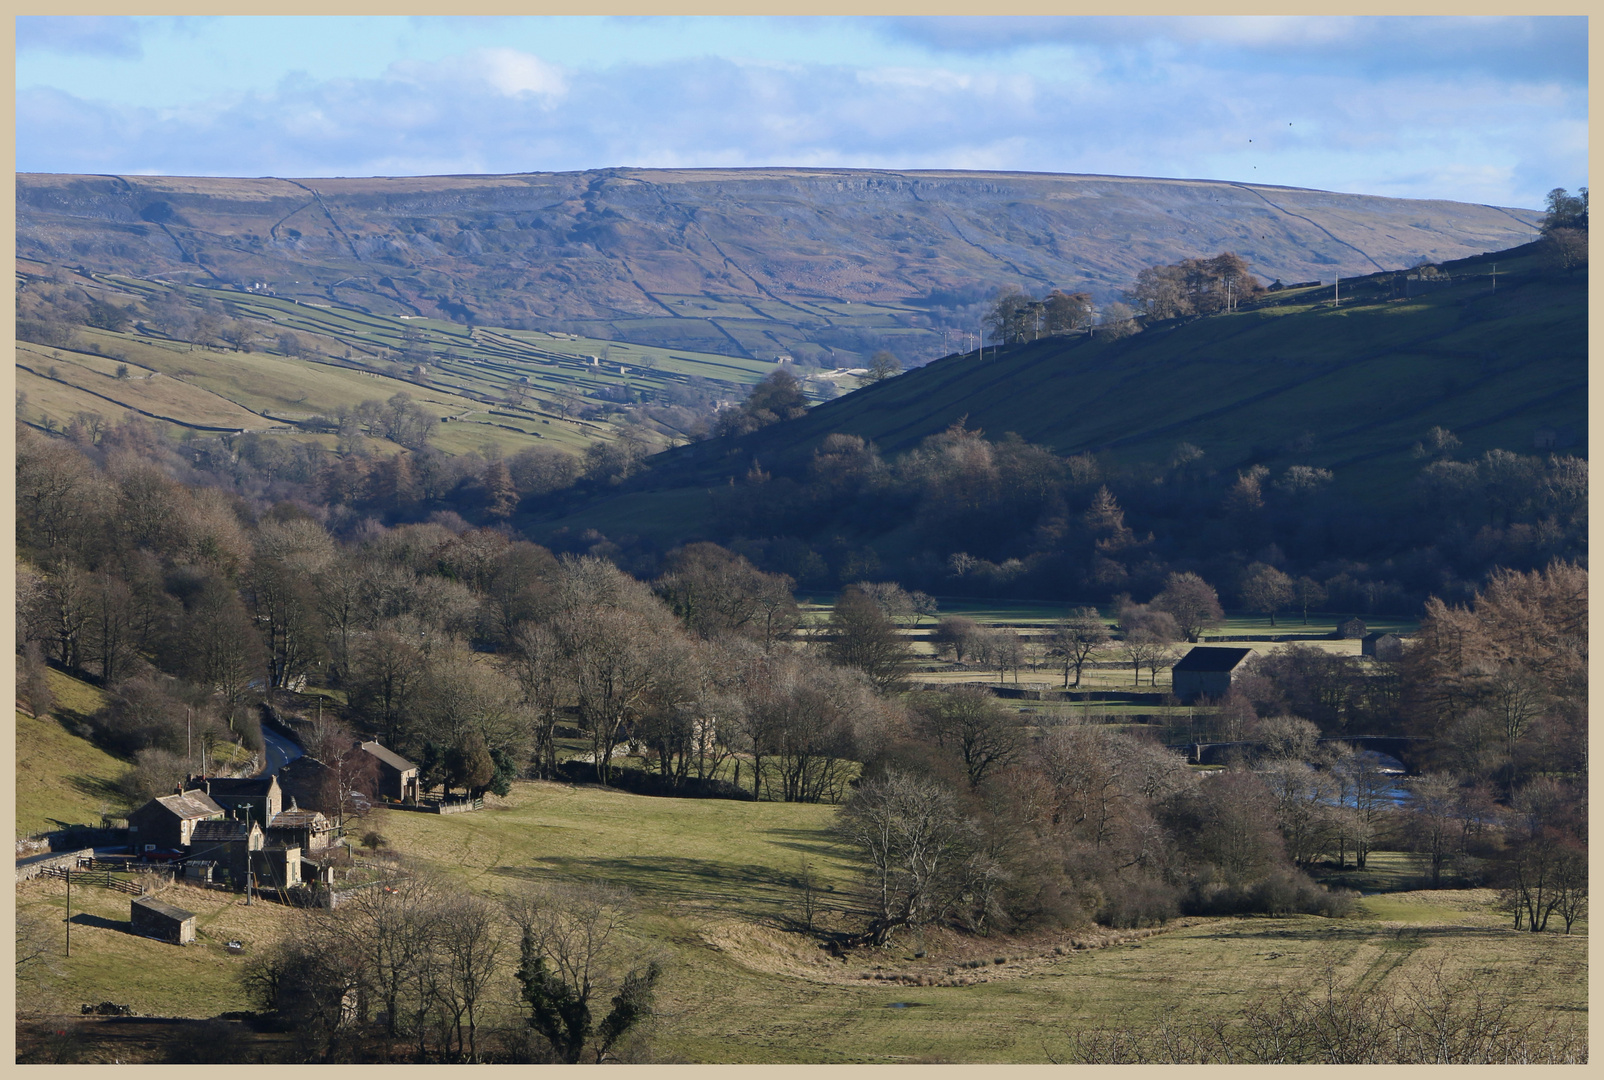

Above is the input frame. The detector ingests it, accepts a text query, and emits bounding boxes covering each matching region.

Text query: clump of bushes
[1184,869,1356,918]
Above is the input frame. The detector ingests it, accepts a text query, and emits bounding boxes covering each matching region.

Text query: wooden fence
[384,796,484,815]
[37,867,142,895]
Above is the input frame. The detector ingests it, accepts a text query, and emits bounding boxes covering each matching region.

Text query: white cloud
[14,44,1585,209]
[477,48,568,99]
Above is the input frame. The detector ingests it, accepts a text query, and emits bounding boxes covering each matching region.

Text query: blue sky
[15,16,1588,209]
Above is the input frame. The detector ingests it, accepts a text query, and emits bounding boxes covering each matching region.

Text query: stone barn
[1337,617,1368,639]
[1171,647,1255,704]
[253,845,302,891]
[130,896,196,945]
[1362,632,1405,661]
[129,790,225,852]
[357,741,420,802]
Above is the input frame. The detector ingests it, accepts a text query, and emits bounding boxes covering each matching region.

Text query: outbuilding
[1171,646,1254,704]
[1361,632,1405,662]
[357,741,420,802]
[1336,617,1368,640]
[267,801,338,852]
[130,895,196,945]
[253,845,302,890]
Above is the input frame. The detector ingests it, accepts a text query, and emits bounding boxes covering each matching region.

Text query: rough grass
[529,260,1583,546]
[14,709,131,839]
[15,878,305,1018]
[19,779,1584,1060]
[15,670,123,838]
[367,782,1585,1062]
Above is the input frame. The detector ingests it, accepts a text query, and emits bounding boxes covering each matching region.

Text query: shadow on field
[1194,922,1512,945]
[759,828,850,860]
[69,774,127,803]
[68,913,133,934]
[490,855,802,908]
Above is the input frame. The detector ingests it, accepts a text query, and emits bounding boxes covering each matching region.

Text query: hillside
[15,669,126,838]
[15,261,795,458]
[521,242,1585,605]
[17,168,1541,367]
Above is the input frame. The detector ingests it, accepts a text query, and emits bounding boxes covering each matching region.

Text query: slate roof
[269,808,331,830]
[1172,646,1255,673]
[357,740,417,773]
[191,820,261,844]
[153,791,226,820]
[198,776,278,799]
[132,895,195,921]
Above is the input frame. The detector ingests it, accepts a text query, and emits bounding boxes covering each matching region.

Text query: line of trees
[1124,252,1264,321]
[983,287,1096,345]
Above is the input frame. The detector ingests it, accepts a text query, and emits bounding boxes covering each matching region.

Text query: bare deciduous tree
[910,686,1024,789]
[1152,572,1223,643]
[834,770,990,946]
[508,883,662,1064]
[1047,608,1110,689]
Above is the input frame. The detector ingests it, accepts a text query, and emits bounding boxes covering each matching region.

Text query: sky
[15,15,1588,210]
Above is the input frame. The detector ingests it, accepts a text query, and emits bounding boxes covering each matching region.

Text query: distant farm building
[1362,632,1405,662]
[1337,617,1368,639]
[357,741,420,802]
[130,896,196,945]
[128,790,225,851]
[1171,647,1254,704]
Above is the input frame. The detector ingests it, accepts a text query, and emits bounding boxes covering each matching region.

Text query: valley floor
[16,780,1586,1063]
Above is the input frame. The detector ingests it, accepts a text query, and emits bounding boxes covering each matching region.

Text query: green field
[15,671,126,838]
[16,265,819,459]
[21,780,1582,1062]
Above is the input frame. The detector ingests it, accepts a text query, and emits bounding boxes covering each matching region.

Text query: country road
[260,725,304,777]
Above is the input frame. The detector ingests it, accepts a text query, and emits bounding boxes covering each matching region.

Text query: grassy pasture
[16,779,1584,1060]
[15,709,130,839]
[415,791,1583,1064]
[16,877,306,1019]
[57,781,1574,1061]
[16,670,125,838]
[16,345,267,431]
